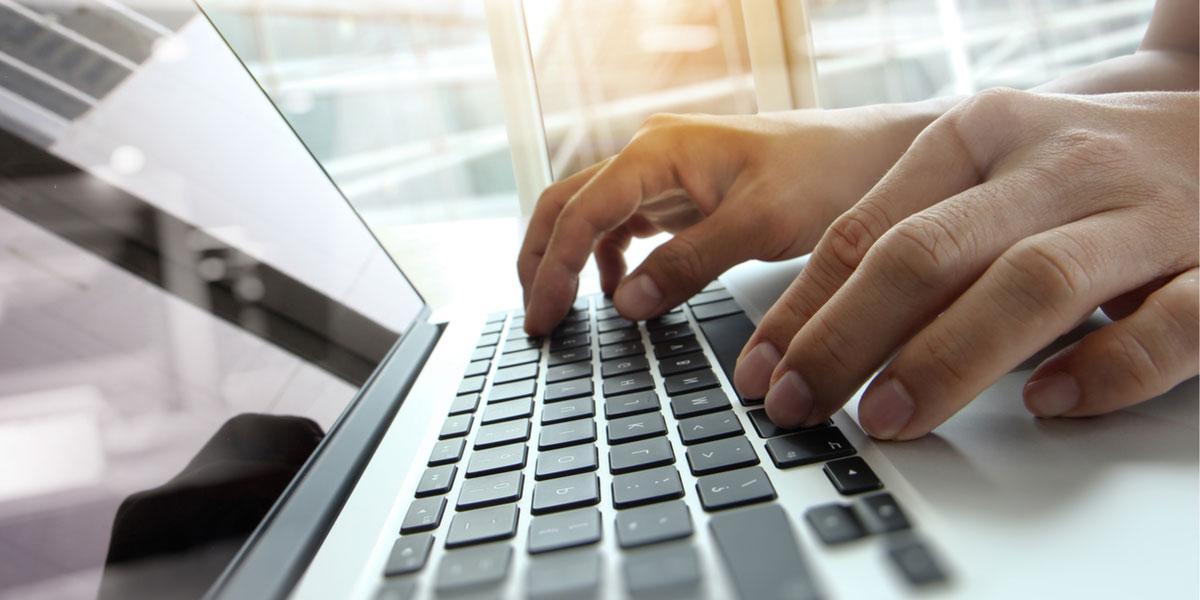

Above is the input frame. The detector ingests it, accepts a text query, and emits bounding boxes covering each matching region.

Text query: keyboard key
[448,394,479,416]
[507,328,535,341]
[765,427,855,468]
[548,346,591,367]
[476,333,500,348]
[602,371,654,397]
[429,438,466,466]
[696,466,775,511]
[657,352,709,377]
[435,543,512,592]
[415,465,456,497]
[466,442,528,477]
[648,323,694,345]
[550,333,590,352]
[611,466,684,508]
[691,299,741,321]
[597,317,636,333]
[710,504,819,600]
[688,288,733,306]
[669,388,731,418]
[481,320,503,335]
[535,444,599,480]
[606,413,667,445]
[677,410,743,444]
[623,543,700,596]
[609,437,674,474]
[593,295,614,309]
[456,472,524,510]
[857,492,911,533]
[481,397,534,424]
[599,329,640,346]
[489,380,536,403]
[464,360,490,377]
[470,347,494,362]
[806,503,866,545]
[474,419,531,449]
[600,355,649,378]
[375,580,415,600]
[541,397,594,424]
[544,378,594,402]
[531,473,601,514]
[493,362,538,385]
[684,436,758,475]
[552,320,590,338]
[400,497,446,534]
[498,348,539,368]
[615,500,692,548]
[663,369,719,396]
[652,336,702,360]
[504,337,541,353]
[538,420,597,450]
[888,538,948,586]
[746,408,831,438]
[646,312,688,331]
[383,534,433,576]
[526,549,601,600]
[439,414,473,439]
[824,456,883,495]
[599,341,642,361]
[695,312,754,386]
[486,311,507,324]
[603,390,661,419]
[458,376,485,395]
[527,508,602,554]
[546,361,592,383]
[595,306,620,320]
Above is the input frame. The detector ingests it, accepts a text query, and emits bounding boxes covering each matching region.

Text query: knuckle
[655,235,708,284]
[912,328,971,388]
[1048,129,1129,175]
[818,203,891,276]
[997,234,1094,320]
[1104,330,1161,394]
[872,214,967,296]
[1149,278,1200,346]
[956,87,1028,124]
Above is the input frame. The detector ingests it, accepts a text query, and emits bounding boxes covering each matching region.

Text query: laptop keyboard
[378,282,947,598]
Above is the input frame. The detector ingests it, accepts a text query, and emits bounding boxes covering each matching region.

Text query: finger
[518,158,610,302]
[857,211,1193,440]
[1024,268,1199,417]
[596,226,633,296]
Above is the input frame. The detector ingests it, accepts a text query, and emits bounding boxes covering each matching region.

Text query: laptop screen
[0,2,424,599]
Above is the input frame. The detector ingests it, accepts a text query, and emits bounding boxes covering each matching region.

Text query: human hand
[734,89,1199,439]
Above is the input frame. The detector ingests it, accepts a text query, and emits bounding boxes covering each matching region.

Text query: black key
[531,473,601,514]
[538,420,597,450]
[710,504,820,600]
[448,394,479,416]
[805,503,866,545]
[599,341,642,361]
[401,497,446,534]
[544,378,594,403]
[503,337,541,353]
[652,336,702,360]
[648,323,694,345]
[685,436,758,475]
[546,361,592,383]
[474,419,531,449]
[476,332,500,348]
[657,352,709,377]
[688,288,733,306]
[603,390,661,419]
[857,492,911,533]
[481,397,534,424]
[439,414,473,439]
[489,379,536,403]
[609,437,674,474]
[552,320,590,338]
[415,465,456,497]
[663,369,719,397]
[464,360,490,377]
[615,500,693,548]
[456,472,524,511]
[602,371,654,397]
[493,362,538,385]
[765,427,855,468]
[499,348,540,368]
[747,408,832,438]
[550,333,590,352]
[606,413,667,445]
[600,355,649,378]
[527,508,602,554]
[458,375,485,395]
[824,456,883,495]
[435,543,513,593]
[470,346,494,362]
[669,388,731,419]
[691,299,741,321]
[611,465,684,508]
[527,553,600,600]
[595,306,620,320]
[695,311,754,386]
[383,534,433,576]
[541,397,594,424]
[677,410,743,445]
[597,316,636,333]
[599,329,640,346]
[466,442,528,477]
[888,538,947,585]
[429,438,466,466]
[696,466,775,511]
[623,543,700,596]
[486,311,507,324]
[549,346,591,367]
[535,444,599,480]
[646,312,688,331]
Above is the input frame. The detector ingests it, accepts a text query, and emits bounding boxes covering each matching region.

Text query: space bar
[709,504,821,600]
[696,311,756,385]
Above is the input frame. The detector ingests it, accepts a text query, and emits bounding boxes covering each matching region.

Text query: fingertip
[733,341,780,400]
[1022,372,1081,417]
[613,273,663,320]
[764,370,814,428]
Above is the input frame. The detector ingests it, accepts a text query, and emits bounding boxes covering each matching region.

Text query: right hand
[518,109,923,335]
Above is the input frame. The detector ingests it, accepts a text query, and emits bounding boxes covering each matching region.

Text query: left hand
[733,89,1199,440]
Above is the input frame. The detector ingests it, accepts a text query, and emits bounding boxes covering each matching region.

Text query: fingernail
[765,371,815,428]
[614,274,662,319]
[859,378,915,439]
[734,342,780,399]
[1024,373,1080,417]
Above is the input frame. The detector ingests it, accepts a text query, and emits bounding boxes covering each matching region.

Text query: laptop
[0,2,1194,600]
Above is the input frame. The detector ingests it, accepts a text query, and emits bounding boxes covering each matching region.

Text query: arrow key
[823,456,882,495]
[685,436,759,475]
